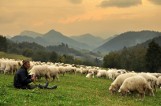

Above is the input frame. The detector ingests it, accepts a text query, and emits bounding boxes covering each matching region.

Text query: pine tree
[0,35,7,52]
[145,40,161,72]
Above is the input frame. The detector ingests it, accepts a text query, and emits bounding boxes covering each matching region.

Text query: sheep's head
[109,84,117,94]
[118,88,127,96]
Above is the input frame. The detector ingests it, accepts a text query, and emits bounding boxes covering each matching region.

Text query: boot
[44,82,49,88]
[47,85,57,89]
[38,82,49,89]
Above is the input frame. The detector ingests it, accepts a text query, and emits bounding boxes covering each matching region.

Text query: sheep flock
[0,58,161,99]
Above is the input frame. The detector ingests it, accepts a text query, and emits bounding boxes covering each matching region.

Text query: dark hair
[22,60,30,65]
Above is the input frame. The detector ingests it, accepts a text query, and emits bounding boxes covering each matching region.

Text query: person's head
[22,60,30,69]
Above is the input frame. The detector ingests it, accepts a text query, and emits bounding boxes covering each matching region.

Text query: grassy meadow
[0,52,31,60]
[0,73,161,106]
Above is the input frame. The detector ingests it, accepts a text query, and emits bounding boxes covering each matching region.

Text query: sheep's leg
[56,74,60,81]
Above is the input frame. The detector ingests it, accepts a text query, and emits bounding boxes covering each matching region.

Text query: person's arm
[19,71,33,85]
[27,75,32,79]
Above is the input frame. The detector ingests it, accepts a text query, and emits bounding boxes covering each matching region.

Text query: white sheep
[64,65,76,74]
[58,66,66,76]
[109,72,137,94]
[88,68,99,75]
[150,73,161,78]
[47,65,60,81]
[3,61,12,74]
[96,69,108,78]
[86,72,94,78]
[107,69,126,80]
[80,68,88,74]
[75,67,82,74]
[0,60,7,73]
[3,60,21,74]
[138,73,157,92]
[157,76,161,87]
[29,65,51,81]
[118,75,154,98]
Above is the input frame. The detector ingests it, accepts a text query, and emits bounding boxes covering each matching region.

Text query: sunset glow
[0,0,161,38]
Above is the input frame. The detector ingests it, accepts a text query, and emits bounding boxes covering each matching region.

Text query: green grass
[0,52,31,60]
[0,74,161,106]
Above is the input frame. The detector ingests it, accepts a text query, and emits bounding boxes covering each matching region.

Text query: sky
[0,0,161,38]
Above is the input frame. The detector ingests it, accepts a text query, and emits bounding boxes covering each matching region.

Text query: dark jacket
[14,66,33,88]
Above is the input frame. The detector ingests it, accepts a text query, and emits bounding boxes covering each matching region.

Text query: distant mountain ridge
[20,30,43,38]
[12,30,105,50]
[71,33,105,49]
[93,30,161,53]
[11,30,93,50]
[10,30,161,53]
[134,36,161,48]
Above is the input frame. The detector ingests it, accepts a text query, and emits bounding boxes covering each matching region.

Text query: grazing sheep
[86,72,94,78]
[0,60,7,73]
[80,68,88,74]
[47,65,60,81]
[138,73,157,92]
[75,67,82,74]
[150,73,161,78]
[118,75,154,98]
[96,69,108,78]
[58,66,66,76]
[109,73,137,94]
[65,65,76,74]
[157,76,161,87]
[3,60,21,74]
[29,65,51,81]
[88,68,98,75]
[3,62,12,74]
[107,69,126,80]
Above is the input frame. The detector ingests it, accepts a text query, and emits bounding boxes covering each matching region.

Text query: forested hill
[0,35,102,66]
[133,36,161,48]
[103,35,161,73]
[94,30,161,53]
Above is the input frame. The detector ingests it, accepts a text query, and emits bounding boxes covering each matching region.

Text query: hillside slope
[94,30,161,53]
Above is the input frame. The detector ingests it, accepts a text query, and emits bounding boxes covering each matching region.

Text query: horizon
[0,0,161,38]
[6,29,160,40]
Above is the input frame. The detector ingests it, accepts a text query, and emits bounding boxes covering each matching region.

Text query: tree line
[0,35,99,66]
[0,35,7,52]
[103,40,161,73]
[1,35,161,71]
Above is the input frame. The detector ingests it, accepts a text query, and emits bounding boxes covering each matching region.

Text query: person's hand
[31,74,36,81]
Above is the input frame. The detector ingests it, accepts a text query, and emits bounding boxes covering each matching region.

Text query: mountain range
[10,30,161,55]
[93,30,161,54]
[11,30,105,50]
[20,30,43,38]
[71,33,105,48]
[134,35,161,48]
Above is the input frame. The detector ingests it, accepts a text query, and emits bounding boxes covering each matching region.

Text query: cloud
[148,0,161,5]
[99,0,142,8]
[68,0,83,4]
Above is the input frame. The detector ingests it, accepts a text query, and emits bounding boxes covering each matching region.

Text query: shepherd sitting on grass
[13,60,57,89]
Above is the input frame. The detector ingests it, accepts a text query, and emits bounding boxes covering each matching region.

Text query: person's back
[14,66,31,88]
[13,60,34,89]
